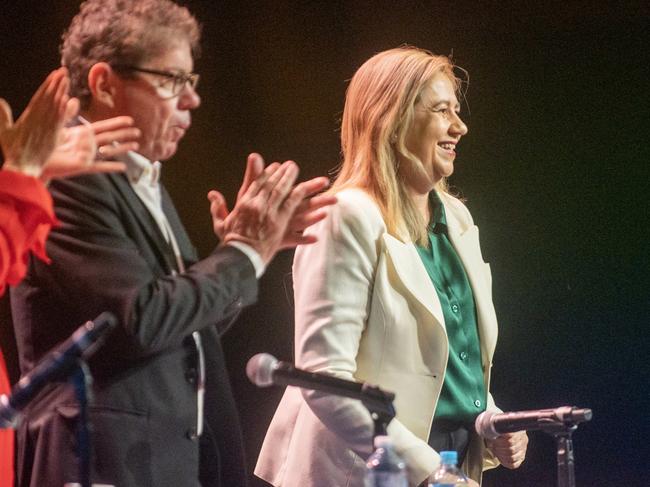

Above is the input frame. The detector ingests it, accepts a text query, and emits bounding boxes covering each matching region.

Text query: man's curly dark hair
[61,0,201,108]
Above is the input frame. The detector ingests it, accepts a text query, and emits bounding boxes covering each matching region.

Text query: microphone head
[70,311,119,359]
[246,353,279,387]
[556,406,593,424]
[475,410,499,440]
[576,408,593,423]
[85,312,118,344]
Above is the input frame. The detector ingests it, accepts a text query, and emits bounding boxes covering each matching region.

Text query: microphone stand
[554,428,576,487]
[246,354,398,452]
[70,360,93,487]
[536,413,589,487]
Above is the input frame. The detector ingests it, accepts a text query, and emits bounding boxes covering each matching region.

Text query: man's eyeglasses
[112,64,199,98]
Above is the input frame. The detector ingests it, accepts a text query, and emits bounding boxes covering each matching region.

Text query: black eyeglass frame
[112,64,199,97]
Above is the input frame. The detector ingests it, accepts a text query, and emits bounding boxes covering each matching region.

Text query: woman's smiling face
[401,72,468,193]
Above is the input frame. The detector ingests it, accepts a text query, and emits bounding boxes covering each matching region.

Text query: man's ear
[88,62,119,109]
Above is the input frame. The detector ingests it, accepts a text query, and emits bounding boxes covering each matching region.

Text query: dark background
[1,1,648,486]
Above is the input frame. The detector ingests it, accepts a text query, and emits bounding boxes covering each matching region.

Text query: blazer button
[186,428,198,441]
[185,368,197,385]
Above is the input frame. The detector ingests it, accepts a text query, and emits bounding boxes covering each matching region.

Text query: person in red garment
[0,66,138,487]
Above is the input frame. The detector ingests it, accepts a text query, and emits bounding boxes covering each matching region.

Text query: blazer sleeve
[292,191,439,483]
[17,173,258,355]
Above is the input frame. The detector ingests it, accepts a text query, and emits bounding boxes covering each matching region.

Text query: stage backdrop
[1,1,647,486]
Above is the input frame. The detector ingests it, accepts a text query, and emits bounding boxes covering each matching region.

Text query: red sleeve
[0,170,58,295]
[0,347,14,486]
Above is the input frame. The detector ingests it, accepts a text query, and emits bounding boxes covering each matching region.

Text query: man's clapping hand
[208,153,337,264]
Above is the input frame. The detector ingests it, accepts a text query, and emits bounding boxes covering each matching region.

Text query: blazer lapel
[107,173,179,274]
[382,233,446,330]
[445,209,498,364]
[161,185,198,265]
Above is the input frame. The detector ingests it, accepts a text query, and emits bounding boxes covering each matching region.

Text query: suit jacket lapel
[160,184,198,265]
[381,196,498,366]
[107,173,178,274]
[382,233,446,330]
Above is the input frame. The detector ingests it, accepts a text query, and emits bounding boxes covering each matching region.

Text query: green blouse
[415,192,486,426]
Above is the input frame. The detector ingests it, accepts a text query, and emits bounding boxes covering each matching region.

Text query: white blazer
[255,188,500,486]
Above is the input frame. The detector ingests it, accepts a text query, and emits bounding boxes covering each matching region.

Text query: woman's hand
[486,431,529,469]
[0,67,139,181]
[0,67,70,176]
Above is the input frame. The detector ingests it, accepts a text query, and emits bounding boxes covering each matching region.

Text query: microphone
[246,353,395,406]
[0,312,118,428]
[475,406,593,439]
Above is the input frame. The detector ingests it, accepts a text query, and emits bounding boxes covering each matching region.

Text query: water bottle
[428,450,469,486]
[365,435,408,487]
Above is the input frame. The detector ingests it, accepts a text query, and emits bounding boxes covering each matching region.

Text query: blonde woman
[256,47,528,486]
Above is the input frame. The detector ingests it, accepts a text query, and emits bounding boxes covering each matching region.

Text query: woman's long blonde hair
[332,46,463,245]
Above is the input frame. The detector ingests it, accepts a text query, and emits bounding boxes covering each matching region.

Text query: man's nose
[178,83,201,110]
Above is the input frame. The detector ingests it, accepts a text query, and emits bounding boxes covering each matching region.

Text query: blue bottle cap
[440,450,458,465]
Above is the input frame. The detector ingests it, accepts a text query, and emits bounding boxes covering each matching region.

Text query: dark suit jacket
[11,171,258,487]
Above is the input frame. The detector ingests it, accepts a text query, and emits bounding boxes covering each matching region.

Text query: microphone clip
[359,383,396,437]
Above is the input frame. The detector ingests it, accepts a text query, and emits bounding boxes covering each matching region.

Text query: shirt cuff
[226,241,266,278]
